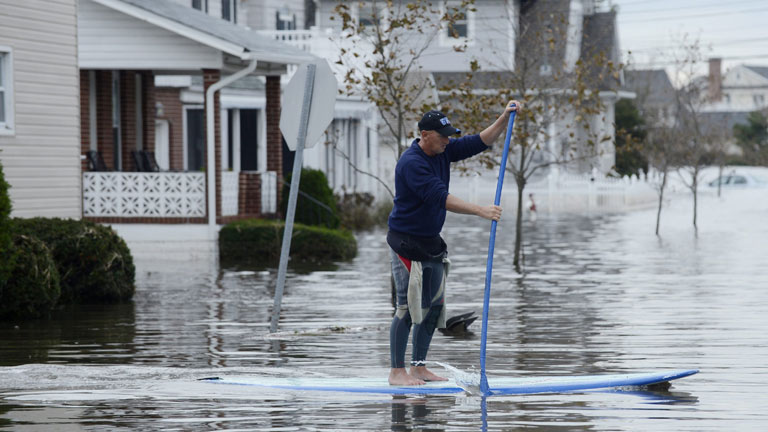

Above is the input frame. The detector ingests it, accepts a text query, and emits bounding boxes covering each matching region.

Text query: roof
[432,71,516,90]
[580,11,620,91]
[94,0,315,64]
[744,65,768,80]
[698,111,752,136]
[623,69,676,106]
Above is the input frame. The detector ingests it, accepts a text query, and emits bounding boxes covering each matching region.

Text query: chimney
[708,57,722,102]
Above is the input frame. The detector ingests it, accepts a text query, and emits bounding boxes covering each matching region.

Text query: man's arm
[446,194,502,221]
[479,100,521,146]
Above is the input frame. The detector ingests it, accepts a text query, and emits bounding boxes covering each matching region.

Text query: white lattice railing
[83,172,206,218]
[221,171,239,216]
[261,171,277,214]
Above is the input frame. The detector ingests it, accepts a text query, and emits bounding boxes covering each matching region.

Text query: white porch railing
[221,171,239,216]
[83,172,206,217]
[261,171,277,214]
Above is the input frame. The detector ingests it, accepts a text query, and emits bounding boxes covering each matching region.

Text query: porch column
[203,69,222,222]
[96,71,114,170]
[266,75,282,209]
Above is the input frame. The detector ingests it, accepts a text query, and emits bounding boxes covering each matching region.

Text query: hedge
[0,234,61,320]
[12,218,135,303]
[219,219,357,264]
[0,161,13,291]
[281,168,340,228]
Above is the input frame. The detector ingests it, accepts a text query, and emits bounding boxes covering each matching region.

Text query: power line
[616,0,765,15]
[627,37,768,52]
[619,6,768,23]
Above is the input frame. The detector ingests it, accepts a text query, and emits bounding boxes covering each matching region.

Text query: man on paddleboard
[387,101,521,385]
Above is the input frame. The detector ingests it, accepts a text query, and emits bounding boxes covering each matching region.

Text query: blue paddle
[479,104,517,395]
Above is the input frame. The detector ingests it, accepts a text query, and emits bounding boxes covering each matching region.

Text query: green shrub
[11,218,135,303]
[219,218,356,264]
[0,161,13,290]
[0,234,61,320]
[281,168,340,228]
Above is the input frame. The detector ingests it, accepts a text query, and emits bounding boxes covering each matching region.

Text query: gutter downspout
[205,58,258,230]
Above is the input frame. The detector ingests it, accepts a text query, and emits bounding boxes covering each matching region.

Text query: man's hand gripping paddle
[479,104,517,395]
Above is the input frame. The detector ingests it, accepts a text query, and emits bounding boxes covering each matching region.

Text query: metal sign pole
[270,64,317,333]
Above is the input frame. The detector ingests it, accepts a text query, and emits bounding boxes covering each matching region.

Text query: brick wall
[154,88,184,171]
[266,75,282,210]
[96,71,114,170]
[80,71,90,172]
[120,72,137,172]
[141,71,156,155]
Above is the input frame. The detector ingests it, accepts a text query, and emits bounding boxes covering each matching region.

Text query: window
[441,1,474,45]
[754,94,765,106]
[0,49,14,134]
[185,107,205,171]
[222,0,236,23]
[191,0,208,12]
[358,2,383,34]
[276,7,296,30]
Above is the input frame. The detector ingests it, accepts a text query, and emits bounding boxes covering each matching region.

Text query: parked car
[707,173,768,188]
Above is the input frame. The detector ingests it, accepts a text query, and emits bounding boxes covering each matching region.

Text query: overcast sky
[611,0,768,73]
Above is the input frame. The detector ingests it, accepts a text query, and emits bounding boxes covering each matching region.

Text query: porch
[77,0,314,225]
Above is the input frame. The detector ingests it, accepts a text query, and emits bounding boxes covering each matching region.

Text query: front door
[186,108,204,171]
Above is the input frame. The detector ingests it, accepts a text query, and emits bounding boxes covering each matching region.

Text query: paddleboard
[201,369,698,396]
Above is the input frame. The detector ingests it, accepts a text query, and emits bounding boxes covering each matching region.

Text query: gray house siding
[0,0,81,218]
[315,0,516,72]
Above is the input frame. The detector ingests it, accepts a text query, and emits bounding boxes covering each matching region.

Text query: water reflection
[1,190,768,430]
[0,303,136,366]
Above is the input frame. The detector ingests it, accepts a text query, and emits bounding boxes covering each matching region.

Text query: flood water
[1,188,767,431]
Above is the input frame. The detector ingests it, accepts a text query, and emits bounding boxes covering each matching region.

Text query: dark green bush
[0,161,13,290]
[281,168,340,228]
[0,234,61,320]
[12,218,135,303]
[219,218,356,264]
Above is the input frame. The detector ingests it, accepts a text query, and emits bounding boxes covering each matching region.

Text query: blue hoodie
[388,134,488,238]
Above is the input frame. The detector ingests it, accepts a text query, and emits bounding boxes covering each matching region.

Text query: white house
[704,58,768,113]
[0,0,81,218]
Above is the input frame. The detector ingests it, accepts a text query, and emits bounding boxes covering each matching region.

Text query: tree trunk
[655,169,667,236]
[717,164,723,197]
[692,181,698,231]
[513,181,524,273]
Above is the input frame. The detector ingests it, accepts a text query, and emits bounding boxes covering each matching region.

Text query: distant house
[696,58,768,155]
[705,59,768,112]
[0,0,81,218]
[76,0,313,226]
[623,69,677,127]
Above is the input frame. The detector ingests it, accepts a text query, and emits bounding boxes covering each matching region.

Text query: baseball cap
[418,110,461,137]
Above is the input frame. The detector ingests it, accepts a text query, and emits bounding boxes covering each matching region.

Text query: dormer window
[277,7,296,30]
[191,0,208,12]
[358,2,383,34]
[440,1,474,46]
[222,0,236,23]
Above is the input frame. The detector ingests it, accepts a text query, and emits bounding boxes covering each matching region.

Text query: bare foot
[389,368,426,386]
[409,365,448,382]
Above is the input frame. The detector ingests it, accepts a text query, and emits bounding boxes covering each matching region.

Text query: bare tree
[332,0,473,164]
[439,3,622,272]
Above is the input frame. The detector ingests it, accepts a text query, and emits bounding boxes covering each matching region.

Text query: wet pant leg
[411,259,445,366]
[389,248,412,369]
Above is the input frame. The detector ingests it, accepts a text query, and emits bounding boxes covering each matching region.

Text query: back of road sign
[202,369,698,396]
[280,59,337,151]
